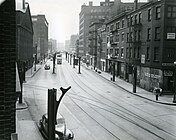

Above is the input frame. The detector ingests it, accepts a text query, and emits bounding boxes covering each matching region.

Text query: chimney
[134,0,138,10]
[23,0,25,9]
[89,1,93,6]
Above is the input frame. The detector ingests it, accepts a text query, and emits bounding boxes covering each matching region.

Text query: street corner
[16,101,28,110]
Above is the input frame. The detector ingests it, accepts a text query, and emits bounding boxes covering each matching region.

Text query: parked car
[44,64,50,70]
[39,114,74,140]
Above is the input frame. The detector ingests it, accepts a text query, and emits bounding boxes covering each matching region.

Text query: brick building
[32,15,48,62]
[106,0,176,94]
[16,0,33,69]
[79,0,114,58]
[0,0,17,139]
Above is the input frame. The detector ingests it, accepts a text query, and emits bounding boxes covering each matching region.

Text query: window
[138,30,141,41]
[131,15,133,25]
[116,22,120,29]
[154,47,159,61]
[122,19,125,28]
[148,9,151,21]
[137,47,140,59]
[115,48,119,56]
[121,32,125,41]
[127,33,129,42]
[156,6,161,19]
[127,17,130,27]
[134,14,138,24]
[126,48,129,58]
[155,27,160,40]
[139,13,142,23]
[147,28,151,41]
[121,48,124,58]
[134,30,137,42]
[134,48,136,58]
[168,6,176,18]
[130,47,132,58]
[146,47,150,60]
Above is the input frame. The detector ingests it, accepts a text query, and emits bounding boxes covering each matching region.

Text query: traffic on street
[23,54,176,140]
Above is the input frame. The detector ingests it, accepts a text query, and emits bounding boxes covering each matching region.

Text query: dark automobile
[44,64,50,70]
[39,114,74,140]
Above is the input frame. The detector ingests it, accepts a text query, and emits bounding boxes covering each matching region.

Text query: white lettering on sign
[144,72,161,79]
[167,33,175,39]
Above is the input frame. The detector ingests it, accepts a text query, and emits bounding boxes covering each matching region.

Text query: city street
[23,56,176,140]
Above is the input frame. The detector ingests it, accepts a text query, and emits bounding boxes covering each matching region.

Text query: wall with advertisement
[140,67,163,91]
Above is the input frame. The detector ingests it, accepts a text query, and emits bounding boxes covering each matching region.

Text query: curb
[82,65,176,106]
[26,67,41,78]
[16,102,28,110]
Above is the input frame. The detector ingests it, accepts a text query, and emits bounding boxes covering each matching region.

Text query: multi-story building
[105,0,176,94]
[16,0,33,69]
[79,0,114,58]
[97,24,107,71]
[0,0,17,139]
[32,15,48,62]
[88,21,104,68]
[69,34,79,54]
[48,38,57,55]
[65,40,70,52]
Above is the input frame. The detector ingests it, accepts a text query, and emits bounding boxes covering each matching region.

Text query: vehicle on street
[39,113,74,140]
[44,64,50,70]
[56,53,62,64]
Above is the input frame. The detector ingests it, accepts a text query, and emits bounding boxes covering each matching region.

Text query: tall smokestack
[23,0,25,9]
[134,0,138,10]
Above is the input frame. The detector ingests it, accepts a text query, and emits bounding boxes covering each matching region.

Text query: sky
[26,0,147,43]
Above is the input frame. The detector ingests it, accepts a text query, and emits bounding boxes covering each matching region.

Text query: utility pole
[48,89,55,140]
[133,66,137,93]
[53,53,56,74]
[112,62,115,82]
[73,55,75,68]
[70,54,72,65]
[78,57,81,74]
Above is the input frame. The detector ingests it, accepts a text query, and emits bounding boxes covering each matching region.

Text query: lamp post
[73,55,75,68]
[173,61,176,103]
[34,44,37,71]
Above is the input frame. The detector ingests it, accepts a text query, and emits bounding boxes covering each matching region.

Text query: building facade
[105,0,176,94]
[69,34,79,54]
[0,0,17,139]
[16,0,33,70]
[79,0,114,57]
[32,15,48,62]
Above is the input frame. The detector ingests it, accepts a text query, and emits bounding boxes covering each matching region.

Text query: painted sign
[167,33,176,39]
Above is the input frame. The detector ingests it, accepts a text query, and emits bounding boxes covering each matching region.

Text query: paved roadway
[23,57,176,140]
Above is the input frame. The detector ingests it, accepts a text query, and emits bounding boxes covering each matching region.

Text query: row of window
[107,6,162,32]
[107,46,160,61]
[107,27,161,43]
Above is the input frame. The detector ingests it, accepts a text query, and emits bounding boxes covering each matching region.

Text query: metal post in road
[48,89,55,140]
[53,53,56,74]
[73,55,75,68]
[34,55,36,71]
[78,57,81,74]
[70,54,72,65]
[54,86,71,123]
[68,53,69,63]
[133,66,137,93]
[112,62,115,82]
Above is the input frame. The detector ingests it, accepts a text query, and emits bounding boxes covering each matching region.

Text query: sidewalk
[26,64,42,78]
[82,63,176,106]
[16,65,43,140]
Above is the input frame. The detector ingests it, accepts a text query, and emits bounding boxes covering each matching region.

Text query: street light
[173,61,176,103]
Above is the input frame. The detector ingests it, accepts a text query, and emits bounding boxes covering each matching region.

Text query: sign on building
[167,33,176,39]
[141,54,145,64]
